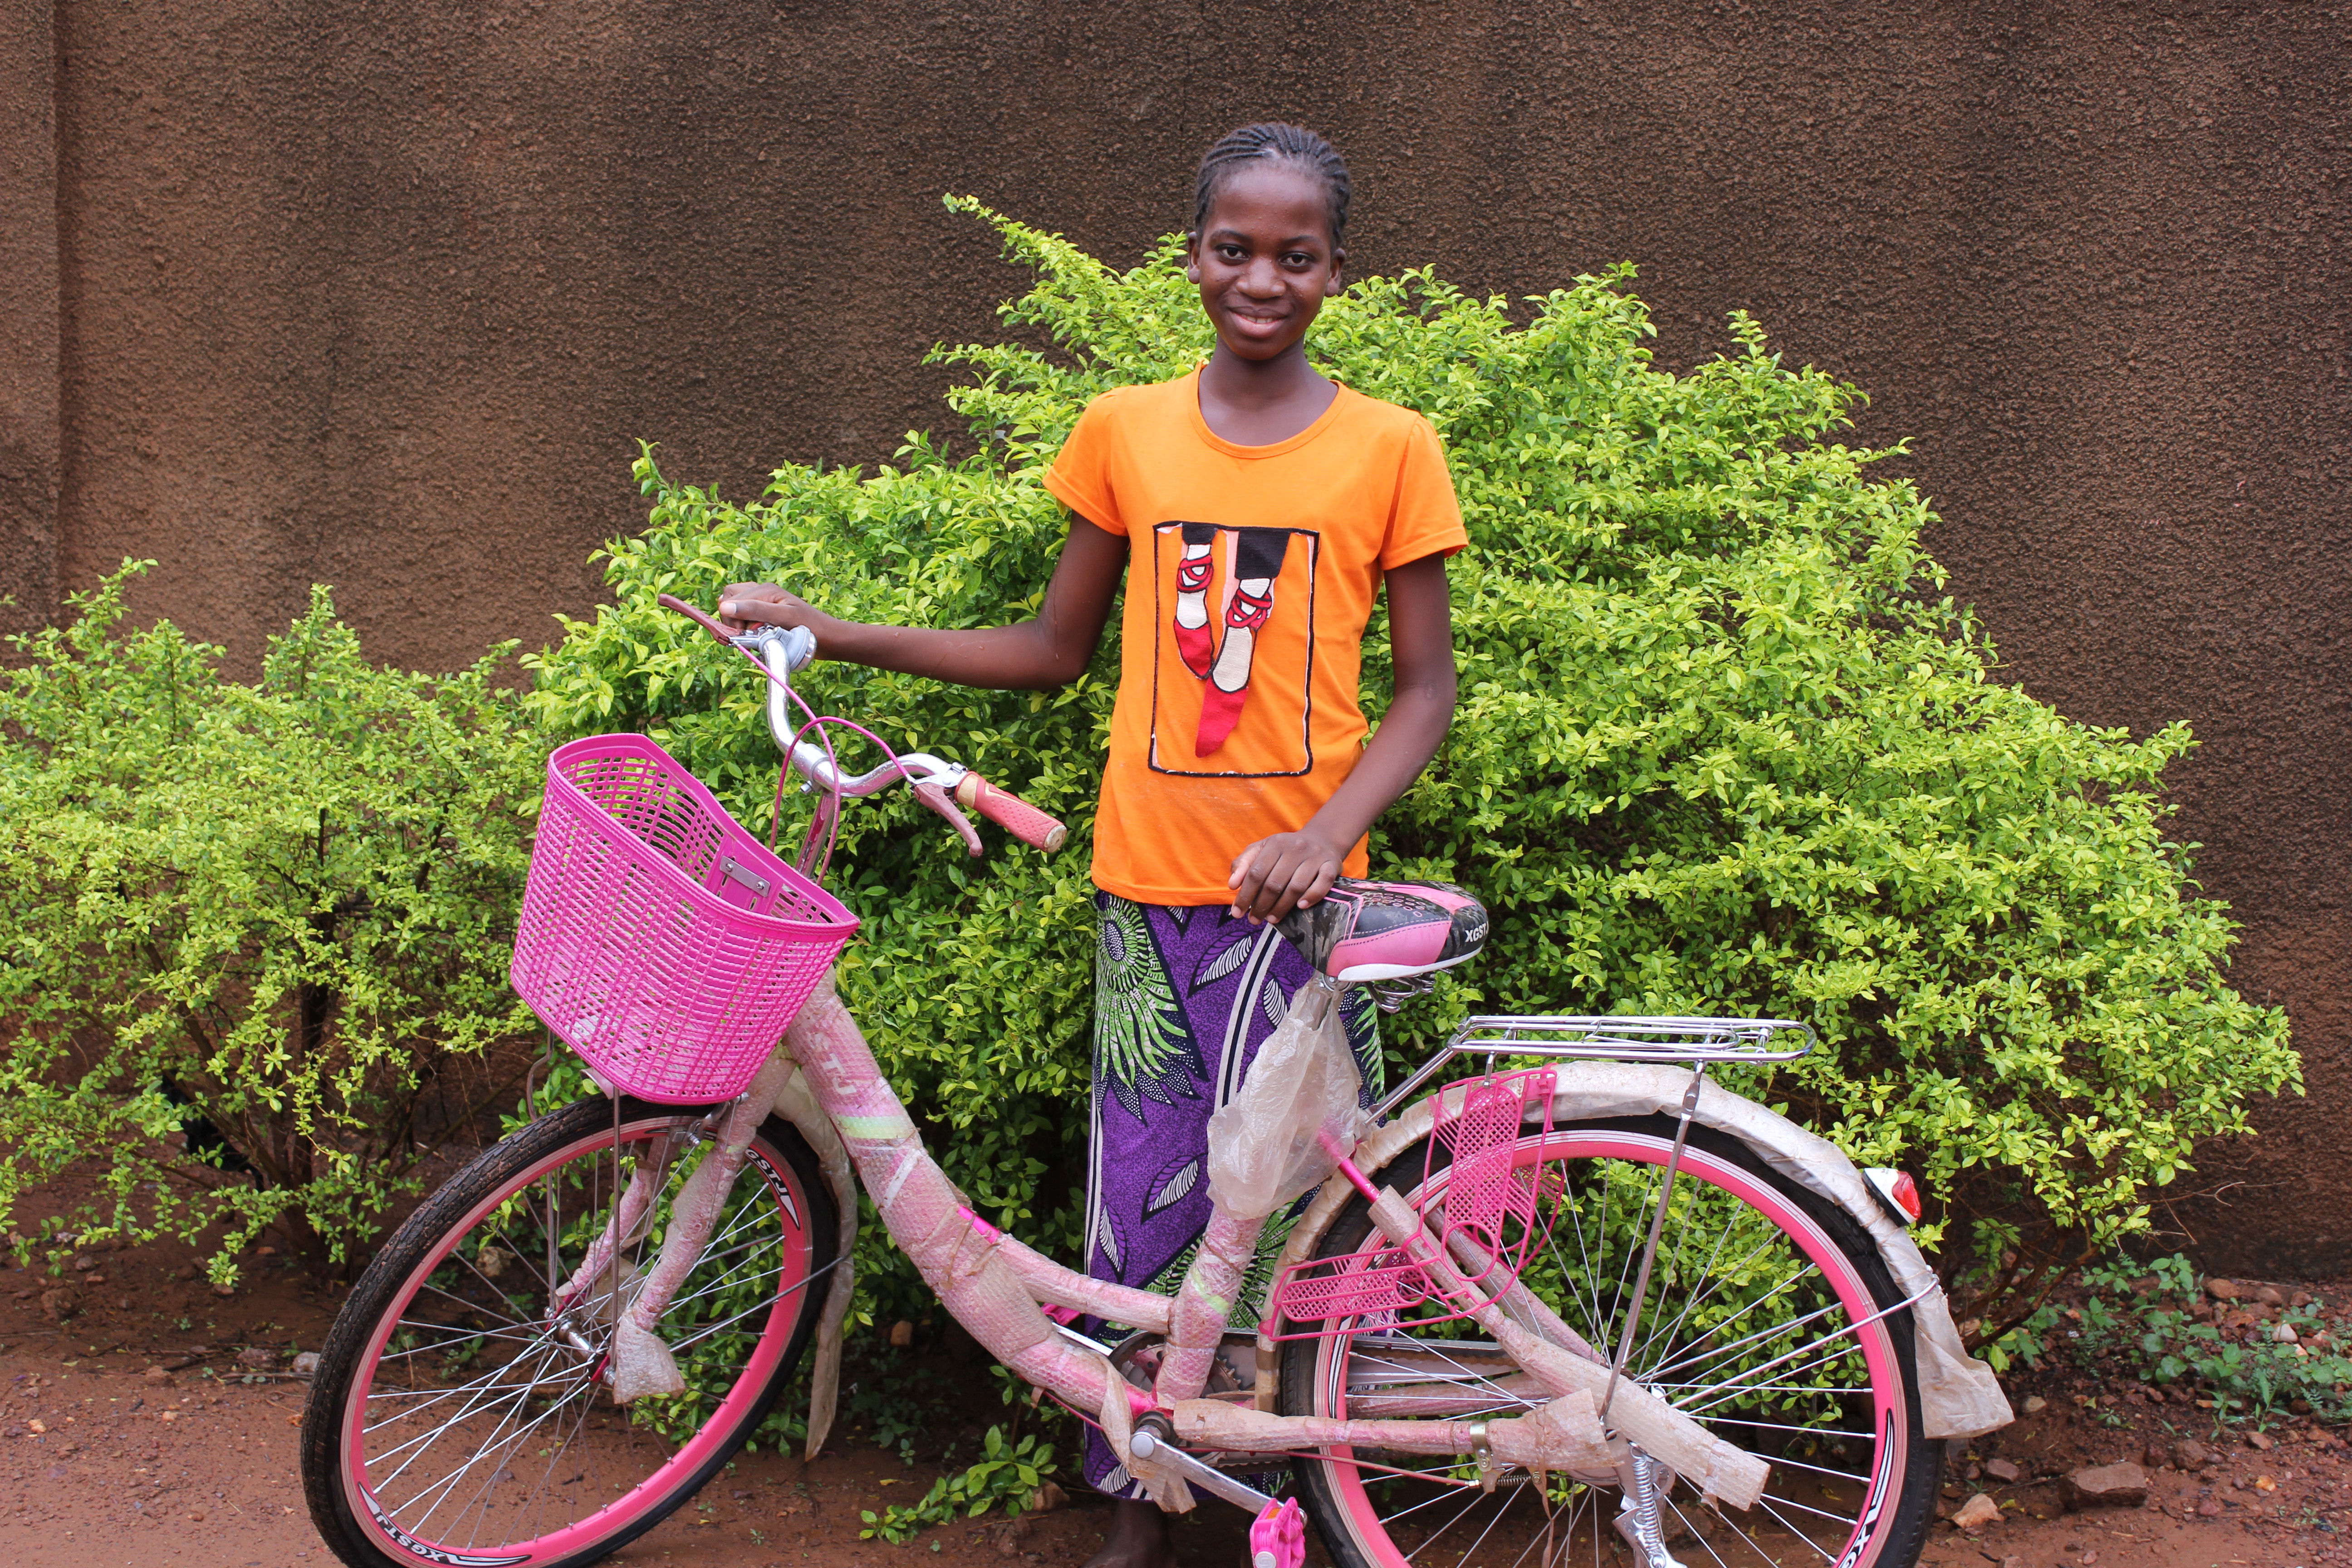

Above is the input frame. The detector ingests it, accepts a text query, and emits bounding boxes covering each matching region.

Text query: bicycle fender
[767,1048,862,1460]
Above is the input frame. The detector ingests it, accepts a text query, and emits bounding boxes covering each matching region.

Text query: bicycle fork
[550,1060,797,1401]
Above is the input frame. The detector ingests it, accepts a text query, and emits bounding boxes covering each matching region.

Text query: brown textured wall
[0,0,59,642]
[11,2,2348,1268]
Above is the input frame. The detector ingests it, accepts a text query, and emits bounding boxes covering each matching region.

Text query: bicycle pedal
[1248,1496,1304,1568]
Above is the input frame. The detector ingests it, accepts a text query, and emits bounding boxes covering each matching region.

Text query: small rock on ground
[1950,1492,2002,1531]
[2064,1462,2148,1509]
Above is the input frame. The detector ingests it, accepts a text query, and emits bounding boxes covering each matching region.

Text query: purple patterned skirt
[1079,892,1380,1496]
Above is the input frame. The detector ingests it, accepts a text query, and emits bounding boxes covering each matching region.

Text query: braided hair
[1191,123,1352,250]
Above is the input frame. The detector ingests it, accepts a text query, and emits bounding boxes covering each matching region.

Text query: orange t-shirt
[1044,371,1467,905]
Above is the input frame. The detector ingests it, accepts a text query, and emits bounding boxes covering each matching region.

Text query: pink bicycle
[300,598,2007,1568]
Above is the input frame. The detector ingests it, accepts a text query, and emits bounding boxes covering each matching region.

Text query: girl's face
[1186,162,1345,365]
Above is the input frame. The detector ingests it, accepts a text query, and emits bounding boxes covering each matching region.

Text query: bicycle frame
[574,971,1780,1517]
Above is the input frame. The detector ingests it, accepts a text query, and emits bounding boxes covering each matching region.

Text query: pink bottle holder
[1269,1069,1556,1332]
[510,734,859,1104]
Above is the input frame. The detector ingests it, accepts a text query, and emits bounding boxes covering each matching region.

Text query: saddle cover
[1275,878,1488,983]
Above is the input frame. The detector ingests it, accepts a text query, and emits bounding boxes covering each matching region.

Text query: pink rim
[1308,1129,1911,1568]
[338,1116,815,1566]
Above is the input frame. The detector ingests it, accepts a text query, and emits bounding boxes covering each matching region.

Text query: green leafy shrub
[1992,1254,2349,1431]
[860,1425,1057,1544]
[527,199,2296,1340]
[0,565,542,1277]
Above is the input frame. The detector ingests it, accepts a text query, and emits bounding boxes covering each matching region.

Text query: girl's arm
[717,517,1127,690]
[1228,552,1457,922]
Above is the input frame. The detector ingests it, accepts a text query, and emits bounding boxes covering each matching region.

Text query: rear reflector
[1863,1166,1923,1225]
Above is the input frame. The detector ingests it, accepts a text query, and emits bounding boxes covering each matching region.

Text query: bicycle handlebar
[655,593,739,647]
[955,772,1070,854]
[657,595,1068,856]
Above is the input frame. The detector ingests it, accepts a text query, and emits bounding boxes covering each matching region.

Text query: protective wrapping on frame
[1171,1388,1613,1473]
[774,978,1142,1425]
[1204,981,1365,1220]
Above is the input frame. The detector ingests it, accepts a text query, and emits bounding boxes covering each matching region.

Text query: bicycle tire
[1281,1116,1939,1568]
[301,1093,838,1568]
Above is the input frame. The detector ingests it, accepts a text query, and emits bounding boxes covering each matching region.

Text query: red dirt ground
[0,1169,2344,1567]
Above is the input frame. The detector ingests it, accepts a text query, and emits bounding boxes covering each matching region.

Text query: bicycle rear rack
[1369,1014,1815,1124]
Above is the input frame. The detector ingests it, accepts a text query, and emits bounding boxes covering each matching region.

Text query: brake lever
[911,780,984,858]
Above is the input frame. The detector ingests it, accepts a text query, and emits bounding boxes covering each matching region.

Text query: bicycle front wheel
[301,1093,838,1568]
[1282,1116,1938,1568]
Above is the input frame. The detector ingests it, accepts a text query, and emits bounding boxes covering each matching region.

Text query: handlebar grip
[954,773,1068,854]
[656,593,736,647]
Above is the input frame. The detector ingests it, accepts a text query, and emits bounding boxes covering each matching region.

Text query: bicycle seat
[1276,879,1489,984]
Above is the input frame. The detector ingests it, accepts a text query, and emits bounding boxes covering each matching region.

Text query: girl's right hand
[718,582,833,641]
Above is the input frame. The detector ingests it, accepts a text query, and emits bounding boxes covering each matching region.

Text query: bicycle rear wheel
[301,1093,838,1568]
[1282,1116,1938,1568]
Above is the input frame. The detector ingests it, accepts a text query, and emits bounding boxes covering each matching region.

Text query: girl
[720,122,1464,1568]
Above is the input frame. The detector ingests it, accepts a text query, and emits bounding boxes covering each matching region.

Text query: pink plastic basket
[510,734,859,1103]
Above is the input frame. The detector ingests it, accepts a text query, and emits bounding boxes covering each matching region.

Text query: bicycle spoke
[1757,1451,1872,1486]
[1661,1495,1739,1568]
[1367,1474,1487,1528]
[372,1348,567,1483]
[1630,1193,1749,1368]
[505,1374,608,1545]
[1748,1498,1839,1564]
[657,1232,783,1315]
[667,1250,839,1352]
[364,1348,579,1435]
[1624,1235,1793,1379]
[1674,1338,1878,1419]
[402,1371,592,1535]
[1413,1477,1507,1557]
[379,1318,564,1357]
[379,1375,548,1514]
[1715,1416,1874,1441]
[412,1275,534,1332]
[1627,1186,1715,1370]
[1602,1165,1656,1343]
[1639,1267,1842,1383]
[1667,1284,1924,1417]
[1449,1482,1521,1568]
[1754,1490,1858,1530]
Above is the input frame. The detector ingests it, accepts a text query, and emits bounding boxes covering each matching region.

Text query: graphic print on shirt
[1148,522,1318,777]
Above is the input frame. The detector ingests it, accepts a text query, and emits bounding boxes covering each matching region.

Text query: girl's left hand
[1229,832,1343,923]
